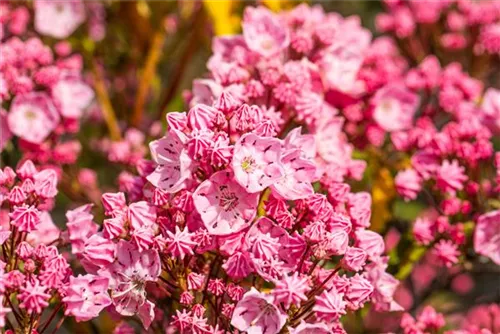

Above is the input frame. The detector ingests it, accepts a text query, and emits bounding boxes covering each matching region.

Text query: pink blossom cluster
[377,0,500,55]
[63,94,402,333]
[0,160,112,331]
[191,4,380,184]
[0,2,94,165]
[400,304,500,334]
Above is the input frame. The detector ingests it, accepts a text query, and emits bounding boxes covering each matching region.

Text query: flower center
[24,110,38,120]
[55,3,65,13]
[241,156,256,173]
[218,186,239,211]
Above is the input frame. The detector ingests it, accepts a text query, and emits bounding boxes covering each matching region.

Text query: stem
[28,312,36,334]
[38,303,63,334]
[132,28,167,127]
[157,8,203,120]
[307,265,341,298]
[6,296,22,325]
[91,60,122,141]
[50,315,65,334]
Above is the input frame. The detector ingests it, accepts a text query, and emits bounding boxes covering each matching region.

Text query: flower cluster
[0,2,94,165]
[191,4,377,184]
[64,95,401,332]
[0,161,111,331]
[377,0,500,56]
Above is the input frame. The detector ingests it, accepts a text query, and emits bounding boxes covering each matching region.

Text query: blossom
[9,205,41,232]
[52,73,94,119]
[82,234,116,268]
[231,288,287,334]
[345,274,373,310]
[355,229,385,260]
[147,130,193,193]
[270,149,316,200]
[433,240,460,268]
[482,88,500,132]
[242,6,289,58]
[395,169,422,201]
[341,246,367,272]
[436,160,468,195]
[26,211,60,245]
[63,275,112,321]
[371,83,420,132]
[232,133,283,193]
[7,92,60,144]
[99,240,161,328]
[33,168,58,198]
[271,272,311,308]
[18,279,51,314]
[413,217,435,246]
[165,226,197,260]
[288,322,331,334]
[474,210,500,265]
[34,0,86,38]
[313,287,347,321]
[365,260,403,312]
[193,170,259,235]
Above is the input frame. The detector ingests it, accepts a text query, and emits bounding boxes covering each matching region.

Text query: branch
[91,60,122,141]
[132,28,167,127]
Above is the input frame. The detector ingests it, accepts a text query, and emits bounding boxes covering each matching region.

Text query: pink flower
[433,240,460,267]
[99,240,161,329]
[341,246,367,272]
[9,205,41,232]
[52,73,94,118]
[345,274,373,310]
[242,7,289,58]
[313,287,347,321]
[365,260,403,312]
[231,288,287,334]
[33,168,58,198]
[271,272,311,308]
[63,274,112,321]
[482,88,500,131]
[371,83,420,132]
[288,322,331,334]
[474,210,500,265]
[34,0,86,38]
[417,306,445,331]
[101,192,127,216]
[271,150,316,200]
[82,234,116,268]
[193,170,259,235]
[413,217,435,246]
[436,160,468,195]
[232,133,283,193]
[18,278,50,314]
[26,211,60,245]
[0,109,12,152]
[223,252,254,279]
[147,130,193,193]
[355,229,385,260]
[7,92,60,144]
[66,204,98,254]
[395,169,422,201]
[187,272,205,291]
[165,226,197,260]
